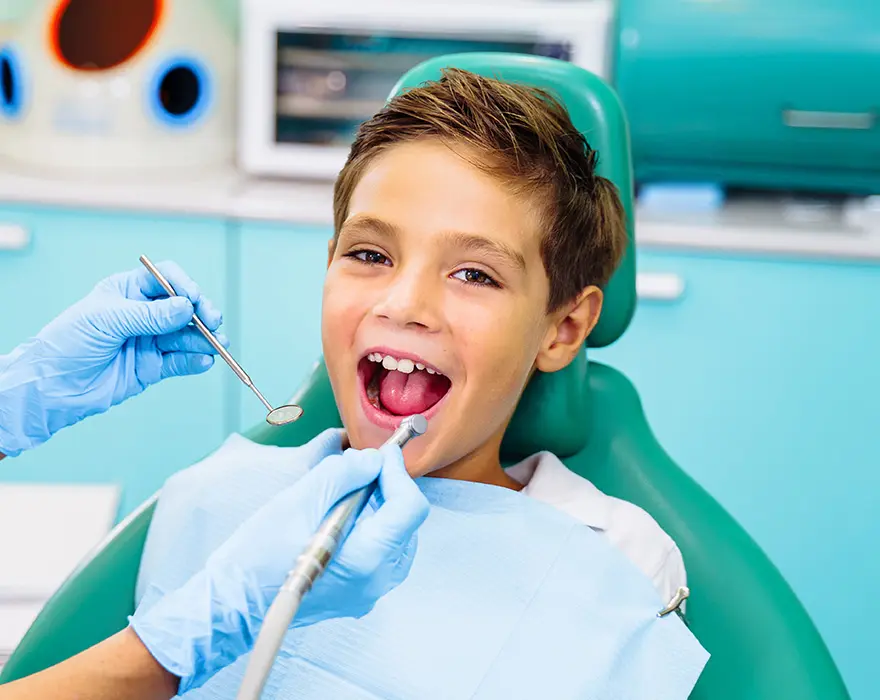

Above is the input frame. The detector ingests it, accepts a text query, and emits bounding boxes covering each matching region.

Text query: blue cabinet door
[593,249,880,700]
[234,220,330,431]
[0,204,229,518]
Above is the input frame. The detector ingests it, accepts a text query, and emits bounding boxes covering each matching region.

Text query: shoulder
[511,452,686,603]
[601,491,687,604]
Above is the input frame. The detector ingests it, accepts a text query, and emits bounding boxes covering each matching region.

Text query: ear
[535,286,603,373]
[327,238,335,268]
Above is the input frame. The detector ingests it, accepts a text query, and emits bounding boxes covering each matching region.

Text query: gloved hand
[0,261,224,457]
[130,444,429,692]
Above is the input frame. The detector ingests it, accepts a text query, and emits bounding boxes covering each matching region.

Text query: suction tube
[236,415,428,700]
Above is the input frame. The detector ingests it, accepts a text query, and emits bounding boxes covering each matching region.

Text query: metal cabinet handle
[0,224,30,251]
[782,109,875,131]
[636,272,685,301]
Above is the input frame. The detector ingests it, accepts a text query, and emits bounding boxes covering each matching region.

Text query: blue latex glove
[0,261,224,457]
[130,444,429,692]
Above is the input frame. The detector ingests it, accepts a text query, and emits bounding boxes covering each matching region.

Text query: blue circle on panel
[0,44,26,120]
[148,56,213,129]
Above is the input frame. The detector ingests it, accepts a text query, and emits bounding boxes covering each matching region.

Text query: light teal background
[0,0,875,694]
[0,206,877,698]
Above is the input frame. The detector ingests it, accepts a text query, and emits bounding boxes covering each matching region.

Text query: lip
[361,345,448,377]
[357,347,452,431]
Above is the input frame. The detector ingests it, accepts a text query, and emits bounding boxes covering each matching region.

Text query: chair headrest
[389,53,635,459]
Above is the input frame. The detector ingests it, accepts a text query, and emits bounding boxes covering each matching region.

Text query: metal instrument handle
[138,255,260,395]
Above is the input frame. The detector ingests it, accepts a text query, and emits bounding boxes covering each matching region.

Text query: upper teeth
[368,353,439,375]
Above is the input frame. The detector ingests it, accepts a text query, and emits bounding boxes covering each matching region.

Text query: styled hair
[332,68,627,311]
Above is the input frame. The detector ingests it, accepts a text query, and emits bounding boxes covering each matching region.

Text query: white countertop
[1,166,879,262]
[0,167,335,225]
[636,195,880,262]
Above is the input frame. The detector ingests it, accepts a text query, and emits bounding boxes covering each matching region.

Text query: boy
[323,68,684,600]
[136,68,690,696]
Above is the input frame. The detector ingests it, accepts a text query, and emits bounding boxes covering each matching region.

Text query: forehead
[345,140,544,255]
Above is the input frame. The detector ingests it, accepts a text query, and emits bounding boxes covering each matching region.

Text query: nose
[372,264,442,332]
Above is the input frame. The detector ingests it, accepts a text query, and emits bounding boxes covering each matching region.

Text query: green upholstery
[0,55,849,700]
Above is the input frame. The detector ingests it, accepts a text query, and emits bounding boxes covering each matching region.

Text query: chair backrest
[386,53,637,460]
[0,54,849,700]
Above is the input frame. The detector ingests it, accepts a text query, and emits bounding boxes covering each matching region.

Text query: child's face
[322,139,599,478]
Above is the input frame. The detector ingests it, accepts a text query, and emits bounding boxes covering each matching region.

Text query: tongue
[379,370,448,416]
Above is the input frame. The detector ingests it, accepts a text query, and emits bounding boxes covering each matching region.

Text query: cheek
[452,294,546,404]
[321,276,365,360]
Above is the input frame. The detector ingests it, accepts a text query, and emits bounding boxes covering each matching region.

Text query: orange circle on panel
[49,0,165,72]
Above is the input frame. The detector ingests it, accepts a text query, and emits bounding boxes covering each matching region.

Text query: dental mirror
[139,255,304,427]
[265,403,304,426]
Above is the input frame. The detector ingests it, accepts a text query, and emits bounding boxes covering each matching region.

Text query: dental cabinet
[616,0,880,194]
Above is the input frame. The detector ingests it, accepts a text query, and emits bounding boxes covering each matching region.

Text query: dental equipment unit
[139,255,304,426]
[236,413,429,700]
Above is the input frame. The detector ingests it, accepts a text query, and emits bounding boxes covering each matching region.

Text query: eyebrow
[441,231,527,272]
[339,215,527,272]
[339,215,398,242]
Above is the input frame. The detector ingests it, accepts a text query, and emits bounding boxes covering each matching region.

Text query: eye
[452,268,499,287]
[346,249,390,266]
[148,56,212,128]
[0,44,26,121]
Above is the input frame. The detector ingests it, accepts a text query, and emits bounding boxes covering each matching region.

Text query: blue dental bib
[137,434,708,699]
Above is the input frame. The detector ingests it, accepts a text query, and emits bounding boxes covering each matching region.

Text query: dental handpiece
[236,415,428,700]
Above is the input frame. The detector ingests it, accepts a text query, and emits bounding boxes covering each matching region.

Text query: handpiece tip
[405,414,428,436]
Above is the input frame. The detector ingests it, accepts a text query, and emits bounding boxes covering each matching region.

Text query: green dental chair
[0,55,849,699]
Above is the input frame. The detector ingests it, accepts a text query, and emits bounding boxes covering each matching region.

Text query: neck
[430,433,524,491]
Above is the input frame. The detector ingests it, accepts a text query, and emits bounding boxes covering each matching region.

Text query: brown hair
[332,68,627,311]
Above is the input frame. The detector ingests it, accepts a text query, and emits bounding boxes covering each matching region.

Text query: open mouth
[358,351,452,424]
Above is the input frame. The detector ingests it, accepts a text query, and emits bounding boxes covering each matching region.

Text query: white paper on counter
[0,484,120,600]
